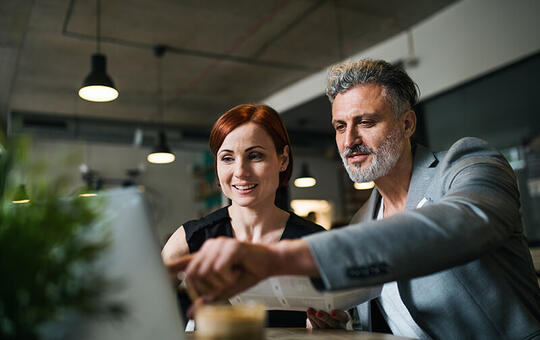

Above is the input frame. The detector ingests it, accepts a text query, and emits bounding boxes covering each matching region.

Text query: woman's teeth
[234,184,257,190]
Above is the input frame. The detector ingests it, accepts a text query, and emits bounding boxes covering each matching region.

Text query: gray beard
[340,126,403,183]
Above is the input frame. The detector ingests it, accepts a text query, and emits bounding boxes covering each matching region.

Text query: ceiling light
[79,0,118,102]
[147,45,174,164]
[147,131,175,164]
[294,163,316,188]
[12,184,30,204]
[354,181,375,190]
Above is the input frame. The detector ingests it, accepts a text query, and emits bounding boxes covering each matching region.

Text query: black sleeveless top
[183,206,325,327]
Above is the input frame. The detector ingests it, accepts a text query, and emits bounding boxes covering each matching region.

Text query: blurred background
[1,0,539,254]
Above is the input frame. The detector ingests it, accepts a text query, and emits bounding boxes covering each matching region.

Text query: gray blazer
[305,137,540,339]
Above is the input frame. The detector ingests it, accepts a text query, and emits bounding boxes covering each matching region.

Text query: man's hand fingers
[166,254,194,273]
[205,271,258,302]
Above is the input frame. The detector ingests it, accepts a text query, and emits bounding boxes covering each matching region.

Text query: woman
[162,104,325,327]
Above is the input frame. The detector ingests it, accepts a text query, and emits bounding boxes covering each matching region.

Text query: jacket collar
[355,144,439,221]
[404,143,439,210]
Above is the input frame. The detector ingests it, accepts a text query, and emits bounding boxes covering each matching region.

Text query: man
[169,59,540,339]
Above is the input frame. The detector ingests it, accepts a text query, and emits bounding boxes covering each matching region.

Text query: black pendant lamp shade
[294,163,316,188]
[78,0,118,102]
[79,53,118,102]
[147,131,175,164]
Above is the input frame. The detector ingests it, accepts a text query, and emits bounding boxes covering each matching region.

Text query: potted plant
[0,136,122,339]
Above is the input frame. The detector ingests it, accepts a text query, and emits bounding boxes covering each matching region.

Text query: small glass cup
[195,303,266,340]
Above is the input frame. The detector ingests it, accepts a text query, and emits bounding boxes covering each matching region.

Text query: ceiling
[1,0,455,148]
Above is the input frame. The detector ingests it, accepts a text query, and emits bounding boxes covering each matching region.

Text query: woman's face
[216,122,289,209]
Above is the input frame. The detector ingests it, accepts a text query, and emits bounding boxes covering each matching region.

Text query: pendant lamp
[147,45,175,164]
[78,0,118,102]
[12,184,30,204]
[294,163,316,188]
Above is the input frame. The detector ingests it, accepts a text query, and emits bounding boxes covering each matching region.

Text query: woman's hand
[306,308,350,329]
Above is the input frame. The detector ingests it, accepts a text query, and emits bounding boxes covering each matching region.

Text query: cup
[195,303,266,340]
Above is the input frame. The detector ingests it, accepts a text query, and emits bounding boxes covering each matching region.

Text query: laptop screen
[73,188,186,340]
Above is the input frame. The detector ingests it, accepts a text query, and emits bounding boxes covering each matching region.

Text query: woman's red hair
[209,104,293,187]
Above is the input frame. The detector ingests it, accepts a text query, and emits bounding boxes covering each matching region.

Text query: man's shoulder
[438,137,508,171]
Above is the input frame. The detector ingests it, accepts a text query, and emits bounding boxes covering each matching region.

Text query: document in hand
[229,276,381,312]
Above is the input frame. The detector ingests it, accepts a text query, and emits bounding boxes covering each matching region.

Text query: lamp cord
[158,54,163,126]
[96,0,101,53]
[334,0,344,60]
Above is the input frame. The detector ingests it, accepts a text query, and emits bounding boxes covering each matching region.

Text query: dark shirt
[182,206,325,327]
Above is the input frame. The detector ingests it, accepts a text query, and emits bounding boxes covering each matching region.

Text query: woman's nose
[233,159,250,178]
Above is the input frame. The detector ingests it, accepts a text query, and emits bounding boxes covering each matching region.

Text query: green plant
[0,136,122,339]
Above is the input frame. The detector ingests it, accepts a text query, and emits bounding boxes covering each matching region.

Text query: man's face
[331,84,405,183]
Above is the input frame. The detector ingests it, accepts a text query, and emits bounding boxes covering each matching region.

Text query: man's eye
[334,124,345,132]
[361,120,375,127]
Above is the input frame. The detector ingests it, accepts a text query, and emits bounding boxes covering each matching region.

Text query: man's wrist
[269,239,320,277]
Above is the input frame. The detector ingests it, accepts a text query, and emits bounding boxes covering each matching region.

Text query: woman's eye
[221,156,233,163]
[248,152,263,161]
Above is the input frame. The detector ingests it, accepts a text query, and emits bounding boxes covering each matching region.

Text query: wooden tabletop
[187,328,415,339]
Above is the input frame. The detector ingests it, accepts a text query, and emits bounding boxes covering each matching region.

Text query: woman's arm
[161,226,190,266]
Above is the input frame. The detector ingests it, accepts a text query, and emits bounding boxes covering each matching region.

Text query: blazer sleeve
[304,137,522,290]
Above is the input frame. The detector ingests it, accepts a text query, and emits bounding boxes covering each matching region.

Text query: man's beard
[340,126,403,183]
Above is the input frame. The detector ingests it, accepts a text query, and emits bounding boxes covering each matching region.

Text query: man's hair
[325,59,420,117]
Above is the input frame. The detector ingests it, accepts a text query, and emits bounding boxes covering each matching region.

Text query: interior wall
[264,0,540,111]
[420,53,540,151]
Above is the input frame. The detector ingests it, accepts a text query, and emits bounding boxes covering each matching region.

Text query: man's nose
[344,126,362,149]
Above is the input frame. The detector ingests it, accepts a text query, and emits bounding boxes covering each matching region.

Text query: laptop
[72,187,186,340]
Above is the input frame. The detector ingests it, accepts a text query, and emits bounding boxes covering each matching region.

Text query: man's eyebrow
[332,113,380,124]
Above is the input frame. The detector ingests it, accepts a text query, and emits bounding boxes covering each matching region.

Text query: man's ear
[402,110,417,139]
[280,145,290,172]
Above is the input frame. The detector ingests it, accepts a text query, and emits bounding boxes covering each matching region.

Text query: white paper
[229,276,380,312]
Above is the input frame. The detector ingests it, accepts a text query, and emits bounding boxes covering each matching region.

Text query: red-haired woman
[162,104,325,327]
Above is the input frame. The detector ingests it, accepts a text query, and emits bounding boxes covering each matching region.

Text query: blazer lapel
[404,144,439,210]
[351,188,381,224]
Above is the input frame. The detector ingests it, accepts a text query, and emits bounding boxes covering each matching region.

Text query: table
[187,328,415,339]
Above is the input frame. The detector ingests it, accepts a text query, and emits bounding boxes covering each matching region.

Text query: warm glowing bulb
[147,152,175,164]
[79,193,98,197]
[354,181,375,190]
[12,199,30,204]
[79,85,119,102]
[294,177,316,188]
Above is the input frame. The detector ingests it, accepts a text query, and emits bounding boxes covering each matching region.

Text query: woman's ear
[280,145,290,172]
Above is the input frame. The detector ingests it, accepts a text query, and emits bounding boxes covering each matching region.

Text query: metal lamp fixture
[78,0,118,102]
[12,184,30,204]
[147,131,175,164]
[294,163,316,188]
[354,181,375,190]
[147,45,175,165]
